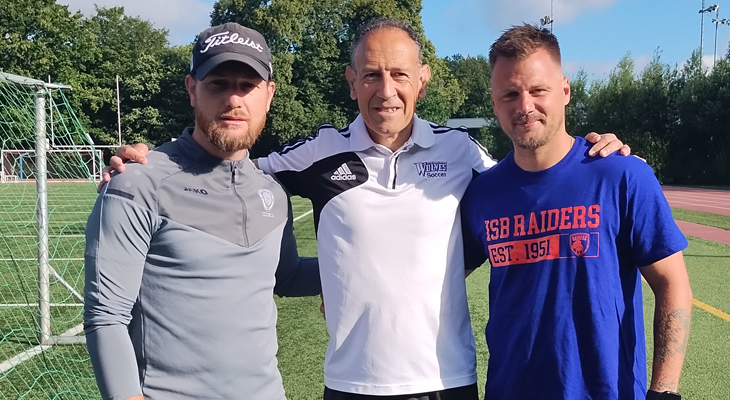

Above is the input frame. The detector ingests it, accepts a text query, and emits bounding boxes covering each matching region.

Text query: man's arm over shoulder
[273,197,321,297]
[460,179,490,277]
[465,134,498,174]
[257,134,320,198]
[84,184,157,400]
[257,129,326,176]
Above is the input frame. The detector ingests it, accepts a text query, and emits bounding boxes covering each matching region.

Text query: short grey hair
[350,18,423,67]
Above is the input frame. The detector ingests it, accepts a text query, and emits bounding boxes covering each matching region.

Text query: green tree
[585,53,675,176]
[80,6,180,146]
[670,50,730,184]
[0,0,91,80]
[446,54,492,119]
[565,70,590,135]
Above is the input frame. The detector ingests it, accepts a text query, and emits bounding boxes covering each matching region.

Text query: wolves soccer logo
[570,233,590,256]
[414,161,447,178]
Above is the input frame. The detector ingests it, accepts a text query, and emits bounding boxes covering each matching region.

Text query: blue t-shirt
[461,136,688,400]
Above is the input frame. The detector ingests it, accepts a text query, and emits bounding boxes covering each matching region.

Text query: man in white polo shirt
[103,18,629,400]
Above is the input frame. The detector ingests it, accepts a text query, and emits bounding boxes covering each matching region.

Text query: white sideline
[0,323,84,375]
[0,303,82,307]
[293,210,313,222]
[0,208,314,375]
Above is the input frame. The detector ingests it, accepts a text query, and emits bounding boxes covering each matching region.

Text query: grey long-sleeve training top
[83,129,321,400]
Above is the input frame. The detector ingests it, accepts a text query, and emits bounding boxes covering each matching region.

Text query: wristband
[646,389,681,400]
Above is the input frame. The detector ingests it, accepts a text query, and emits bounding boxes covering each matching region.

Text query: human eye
[207,79,228,90]
[239,81,257,91]
[502,91,518,101]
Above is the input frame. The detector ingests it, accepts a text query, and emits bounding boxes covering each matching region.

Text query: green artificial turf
[672,208,730,231]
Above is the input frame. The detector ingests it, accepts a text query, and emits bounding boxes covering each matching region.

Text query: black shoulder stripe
[277,136,315,155]
[469,135,496,161]
[429,122,469,134]
[338,126,351,138]
[277,125,330,155]
[106,188,135,200]
[432,126,468,135]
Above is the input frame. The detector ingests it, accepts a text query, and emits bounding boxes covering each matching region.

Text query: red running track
[662,186,730,217]
[674,221,730,246]
[662,186,730,245]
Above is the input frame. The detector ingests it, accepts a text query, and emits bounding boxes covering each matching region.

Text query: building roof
[445,118,489,129]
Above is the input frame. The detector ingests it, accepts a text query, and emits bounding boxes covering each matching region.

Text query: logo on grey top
[184,187,209,195]
[258,189,275,217]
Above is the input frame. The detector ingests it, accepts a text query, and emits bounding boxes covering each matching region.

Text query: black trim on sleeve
[274,152,367,234]
[106,188,135,200]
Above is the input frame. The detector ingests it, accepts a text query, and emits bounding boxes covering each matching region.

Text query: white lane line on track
[666,200,730,212]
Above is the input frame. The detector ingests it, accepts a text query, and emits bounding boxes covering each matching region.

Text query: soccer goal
[1,148,103,183]
[0,72,103,398]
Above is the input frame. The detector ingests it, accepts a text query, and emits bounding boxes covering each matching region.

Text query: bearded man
[83,23,321,400]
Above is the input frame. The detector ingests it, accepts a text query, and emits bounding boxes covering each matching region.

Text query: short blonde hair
[489,24,562,69]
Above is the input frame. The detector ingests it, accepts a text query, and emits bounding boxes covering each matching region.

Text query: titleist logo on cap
[201,32,264,54]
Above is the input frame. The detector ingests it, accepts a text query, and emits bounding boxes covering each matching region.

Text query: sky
[57,0,730,79]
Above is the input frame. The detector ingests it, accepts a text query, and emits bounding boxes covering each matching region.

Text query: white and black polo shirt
[258,115,496,395]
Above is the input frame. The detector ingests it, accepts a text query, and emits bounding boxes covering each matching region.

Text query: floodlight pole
[116,75,122,146]
[701,0,706,56]
[714,8,720,65]
[551,0,554,33]
[713,17,730,65]
[34,89,51,346]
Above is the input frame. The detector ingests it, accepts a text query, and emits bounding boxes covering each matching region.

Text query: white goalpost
[0,71,104,398]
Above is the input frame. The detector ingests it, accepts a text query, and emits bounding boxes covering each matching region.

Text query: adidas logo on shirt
[331,163,356,181]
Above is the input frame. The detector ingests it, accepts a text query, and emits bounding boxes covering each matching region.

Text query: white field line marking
[0,211,92,214]
[0,323,84,375]
[293,210,313,222]
[0,303,82,307]
[0,235,85,238]
[50,266,84,303]
[0,258,83,261]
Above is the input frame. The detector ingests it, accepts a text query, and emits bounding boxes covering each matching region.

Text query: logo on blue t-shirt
[482,204,601,267]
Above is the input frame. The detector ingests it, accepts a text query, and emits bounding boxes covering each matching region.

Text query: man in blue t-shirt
[461,25,693,400]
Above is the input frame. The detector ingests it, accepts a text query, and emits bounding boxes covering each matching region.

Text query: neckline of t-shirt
[505,135,586,179]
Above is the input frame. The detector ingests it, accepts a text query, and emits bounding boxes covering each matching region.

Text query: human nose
[377,75,396,99]
[517,93,535,114]
[226,91,245,108]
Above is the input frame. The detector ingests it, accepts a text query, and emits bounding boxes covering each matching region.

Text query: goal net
[0,72,102,398]
[2,149,103,183]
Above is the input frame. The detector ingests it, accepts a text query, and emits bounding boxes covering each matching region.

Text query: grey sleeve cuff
[86,327,143,400]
